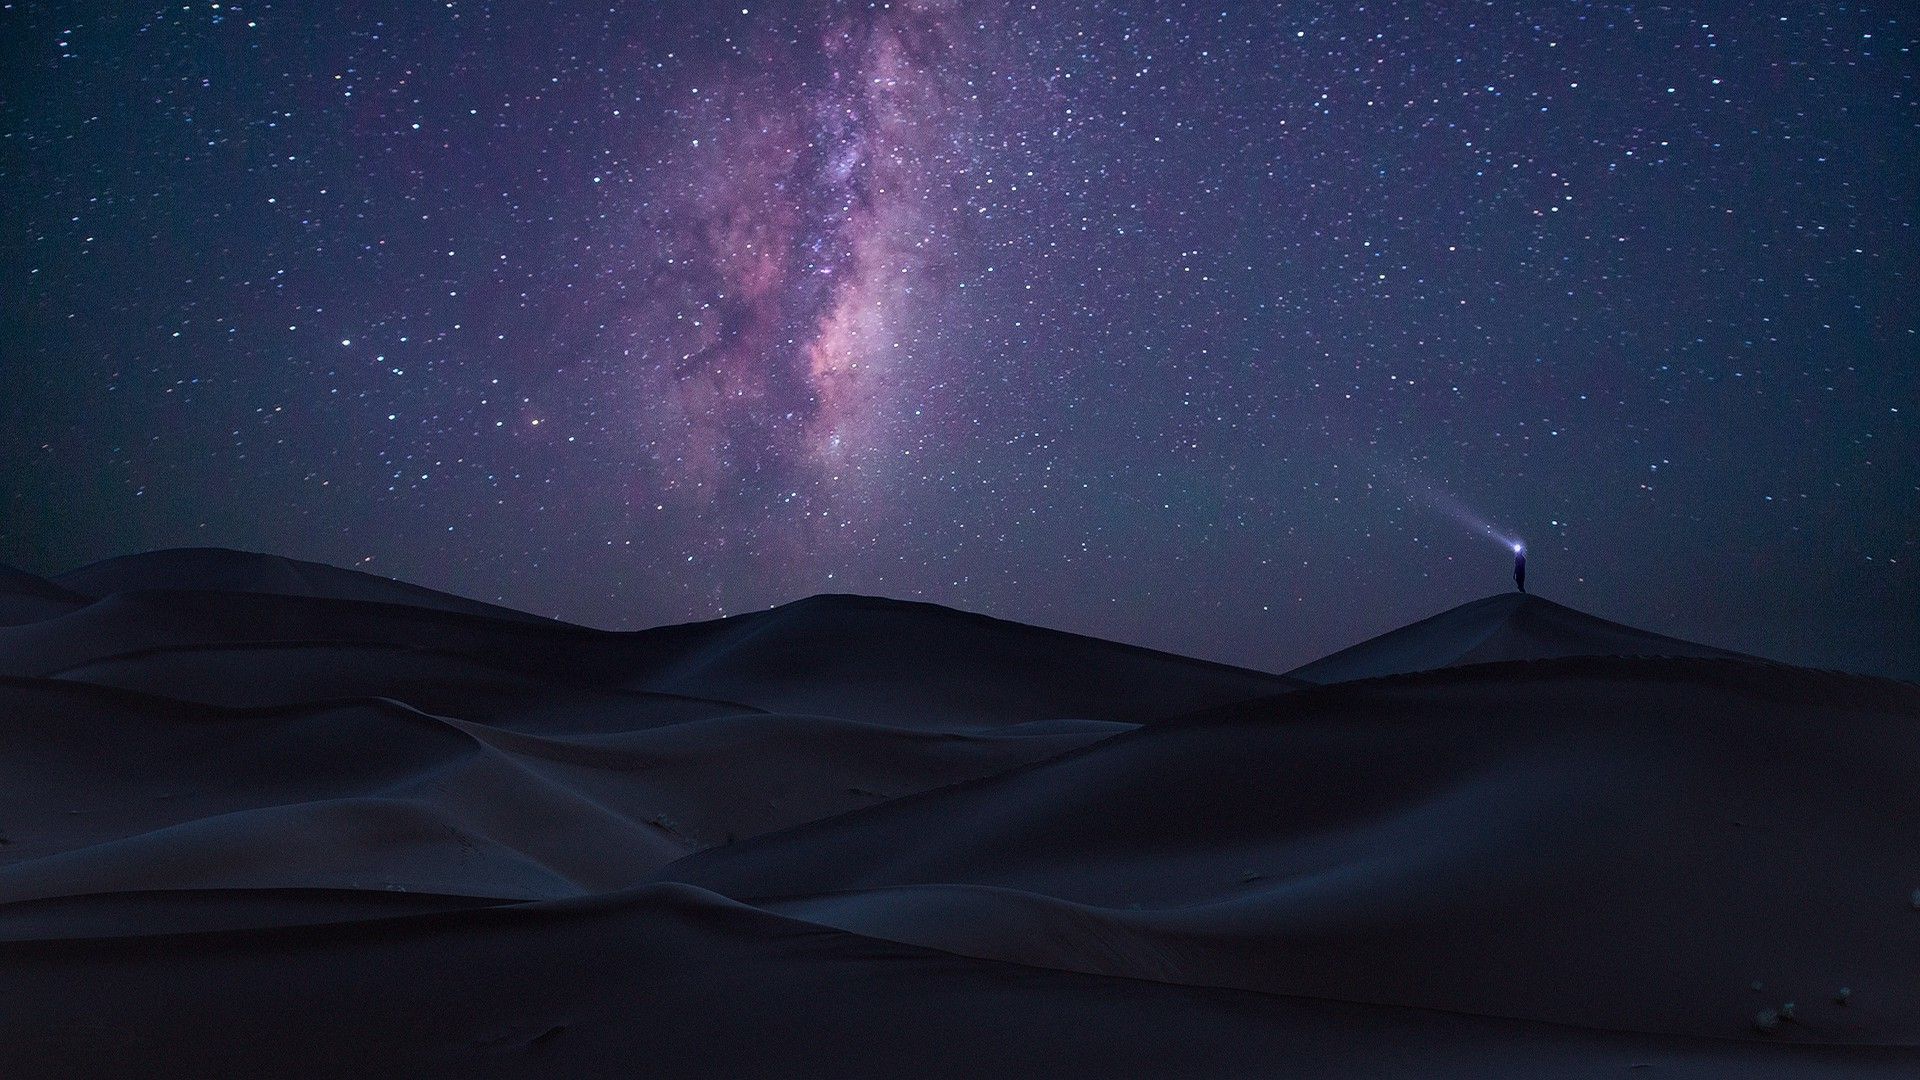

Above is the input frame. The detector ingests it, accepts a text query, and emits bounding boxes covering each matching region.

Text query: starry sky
[3,1,1916,677]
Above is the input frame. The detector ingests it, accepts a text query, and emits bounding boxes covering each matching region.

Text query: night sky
[3,2,1915,677]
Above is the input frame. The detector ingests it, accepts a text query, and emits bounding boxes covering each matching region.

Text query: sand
[2,548,1913,1077]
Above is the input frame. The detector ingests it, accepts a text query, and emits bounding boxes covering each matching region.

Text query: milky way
[610,0,987,512]
[3,1,1915,676]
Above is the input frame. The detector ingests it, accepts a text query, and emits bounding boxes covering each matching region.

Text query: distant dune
[50,548,562,625]
[2,549,1914,1077]
[0,565,89,627]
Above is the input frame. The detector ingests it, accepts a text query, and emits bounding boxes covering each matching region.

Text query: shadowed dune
[7,883,1912,1076]
[0,548,1912,1077]
[634,592,1303,727]
[0,675,1132,901]
[4,550,1298,727]
[663,657,1920,1043]
[4,883,1911,1080]
[0,551,1286,904]
[51,548,561,625]
[0,565,89,627]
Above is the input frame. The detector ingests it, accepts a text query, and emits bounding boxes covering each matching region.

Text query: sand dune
[6,883,1912,1079]
[0,565,88,627]
[52,548,560,625]
[8,883,1910,1079]
[0,552,1282,899]
[0,672,1129,902]
[1289,591,1747,683]
[625,591,1303,728]
[1,548,1913,1077]
[665,658,1919,1043]
[5,551,1296,726]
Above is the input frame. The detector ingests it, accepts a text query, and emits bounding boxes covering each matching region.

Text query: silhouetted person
[1513,545,1527,593]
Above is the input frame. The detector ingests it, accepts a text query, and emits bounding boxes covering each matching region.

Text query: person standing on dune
[1513,544,1527,593]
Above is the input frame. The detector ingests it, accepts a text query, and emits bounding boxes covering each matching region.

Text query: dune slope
[663,656,1920,1044]
[0,565,88,627]
[1289,592,1746,683]
[52,548,561,625]
[5,884,1911,1080]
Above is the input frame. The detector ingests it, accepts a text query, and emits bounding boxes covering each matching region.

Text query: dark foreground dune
[1,548,1914,1077]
